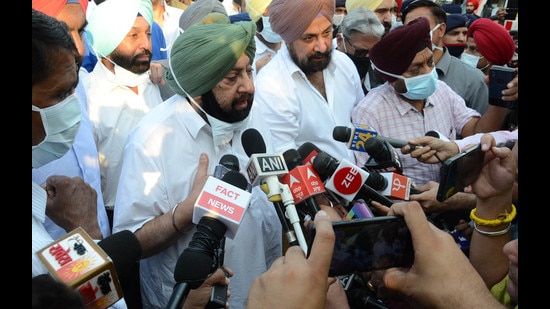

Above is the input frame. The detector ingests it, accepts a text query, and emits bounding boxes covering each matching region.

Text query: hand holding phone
[307,216,414,277]
[436,144,484,202]
[489,65,515,99]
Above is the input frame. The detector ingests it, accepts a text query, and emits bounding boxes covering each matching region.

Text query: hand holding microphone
[168,170,250,309]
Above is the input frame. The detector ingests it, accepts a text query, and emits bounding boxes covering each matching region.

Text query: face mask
[32,93,81,168]
[260,16,283,43]
[189,98,250,153]
[460,52,481,68]
[333,14,345,27]
[347,54,370,79]
[372,63,438,100]
[390,14,403,31]
[112,63,150,87]
[444,43,466,58]
[429,23,443,51]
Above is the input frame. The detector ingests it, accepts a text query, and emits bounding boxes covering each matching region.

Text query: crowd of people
[32,0,519,308]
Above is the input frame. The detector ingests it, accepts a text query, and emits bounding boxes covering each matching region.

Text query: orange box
[36,227,123,309]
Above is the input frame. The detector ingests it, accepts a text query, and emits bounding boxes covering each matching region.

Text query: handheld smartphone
[307,216,414,277]
[436,143,484,202]
[488,65,516,100]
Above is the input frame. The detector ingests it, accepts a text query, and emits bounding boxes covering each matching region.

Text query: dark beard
[109,49,152,74]
[200,89,253,123]
[288,43,331,75]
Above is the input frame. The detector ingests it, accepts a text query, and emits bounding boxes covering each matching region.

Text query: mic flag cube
[348,123,378,153]
[37,227,122,309]
[193,176,252,239]
[324,159,371,202]
[280,165,325,204]
[245,153,288,187]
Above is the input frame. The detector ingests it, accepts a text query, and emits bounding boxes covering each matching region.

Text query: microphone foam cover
[297,142,322,160]
[312,152,338,182]
[241,128,266,157]
[283,149,303,170]
[221,170,249,190]
[219,154,240,172]
[332,126,351,142]
[97,230,142,278]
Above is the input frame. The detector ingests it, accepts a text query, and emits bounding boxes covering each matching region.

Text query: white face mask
[460,52,482,68]
[189,99,250,153]
[32,93,81,168]
[429,23,443,51]
[260,16,283,43]
[112,62,150,87]
[333,14,345,27]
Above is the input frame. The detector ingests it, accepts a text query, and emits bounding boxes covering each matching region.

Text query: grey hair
[339,7,385,39]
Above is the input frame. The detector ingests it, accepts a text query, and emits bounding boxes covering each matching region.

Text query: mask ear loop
[167,50,203,112]
[339,34,348,53]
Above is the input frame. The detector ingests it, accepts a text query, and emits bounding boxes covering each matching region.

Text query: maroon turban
[269,0,335,43]
[369,17,432,82]
[467,18,515,65]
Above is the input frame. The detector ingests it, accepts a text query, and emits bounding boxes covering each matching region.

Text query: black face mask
[347,54,371,80]
[445,45,466,58]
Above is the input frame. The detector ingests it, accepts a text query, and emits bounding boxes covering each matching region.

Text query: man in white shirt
[85,0,164,223]
[254,0,364,162]
[113,14,282,309]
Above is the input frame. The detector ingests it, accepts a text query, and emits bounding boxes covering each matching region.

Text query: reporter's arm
[466,136,516,288]
[383,202,505,308]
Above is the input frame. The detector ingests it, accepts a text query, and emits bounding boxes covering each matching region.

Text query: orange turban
[32,0,88,17]
[269,0,335,43]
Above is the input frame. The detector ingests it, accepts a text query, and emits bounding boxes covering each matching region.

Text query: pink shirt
[352,80,480,186]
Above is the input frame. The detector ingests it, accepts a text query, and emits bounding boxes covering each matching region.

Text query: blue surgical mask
[372,63,438,100]
[460,52,482,68]
[32,93,81,168]
[260,16,283,43]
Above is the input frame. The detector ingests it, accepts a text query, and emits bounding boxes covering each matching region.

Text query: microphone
[213,154,240,179]
[241,128,308,254]
[333,124,422,151]
[312,152,394,207]
[345,199,375,219]
[168,171,250,309]
[167,216,227,309]
[214,154,252,192]
[36,228,143,309]
[362,169,418,200]
[332,124,378,153]
[281,149,325,218]
[362,137,404,174]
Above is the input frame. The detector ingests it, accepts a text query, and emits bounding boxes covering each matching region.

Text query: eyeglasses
[343,36,369,57]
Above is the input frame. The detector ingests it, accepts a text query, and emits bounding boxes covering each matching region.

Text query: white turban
[86,0,153,57]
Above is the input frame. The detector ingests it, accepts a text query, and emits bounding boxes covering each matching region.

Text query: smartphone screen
[436,144,484,202]
[307,216,414,277]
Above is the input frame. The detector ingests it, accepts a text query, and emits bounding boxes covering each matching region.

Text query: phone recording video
[307,216,414,277]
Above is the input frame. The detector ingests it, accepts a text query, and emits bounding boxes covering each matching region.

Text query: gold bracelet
[473,221,512,237]
[172,202,184,234]
[469,204,516,227]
